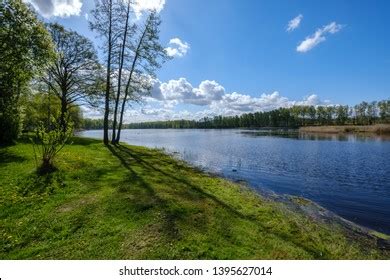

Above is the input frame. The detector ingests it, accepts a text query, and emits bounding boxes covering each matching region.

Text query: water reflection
[240,129,390,142]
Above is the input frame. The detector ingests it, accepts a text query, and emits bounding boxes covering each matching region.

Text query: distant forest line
[81,99,390,130]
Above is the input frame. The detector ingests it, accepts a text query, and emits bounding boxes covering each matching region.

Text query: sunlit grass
[0,137,388,259]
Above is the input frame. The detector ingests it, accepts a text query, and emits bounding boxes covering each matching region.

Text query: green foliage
[20,92,83,132]
[377,100,390,122]
[31,119,73,174]
[0,0,55,144]
[81,118,112,130]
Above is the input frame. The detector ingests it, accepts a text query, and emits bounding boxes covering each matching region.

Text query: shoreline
[192,165,390,248]
[1,136,389,259]
[146,145,390,248]
[299,124,390,134]
[78,133,390,237]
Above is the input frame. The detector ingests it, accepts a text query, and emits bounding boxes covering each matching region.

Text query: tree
[115,11,169,143]
[325,106,335,125]
[90,0,121,145]
[335,105,349,125]
[316,106,327,125]
[0,0,55,144]
[42,23,101,132]
[111,0,136,144]
[378,100,390,123]
[354,101,369,125]
[366,101,377,125]
[307,106,316,125]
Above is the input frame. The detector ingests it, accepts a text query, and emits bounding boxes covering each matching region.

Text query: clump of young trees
[89,0,169,144]
[123,100,390,129]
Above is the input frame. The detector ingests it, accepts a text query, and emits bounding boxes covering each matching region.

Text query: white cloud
[82,76,331,123]
[133,0,165,18]
[208,92,329,116]
[25,0,82,18]
[130,78,329,120]
[141,107,171,116]
[150,78,330,112]
[152,78,224,105]
[210,92,290,115]
[296,22,343,53]
[84,12,88,21]
[286,14,303,32]
[26,0,165,19]
[165,38,190,58]
[295,94,322,106]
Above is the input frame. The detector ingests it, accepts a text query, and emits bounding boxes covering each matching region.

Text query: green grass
[0,137,388,259]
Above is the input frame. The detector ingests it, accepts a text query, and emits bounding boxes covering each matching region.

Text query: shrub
[31,118,73,174]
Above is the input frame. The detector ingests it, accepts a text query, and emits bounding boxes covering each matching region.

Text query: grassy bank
[0,137,388,259]
[299,124,390,134]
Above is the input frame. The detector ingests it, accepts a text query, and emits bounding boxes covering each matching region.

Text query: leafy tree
[378,100,390,122]
[367,101,377,125]
[316,106,327,125]
[307,106,316,125]
[335,105,349,125]
[0,0,55,144]
[325,106,335,125]
[354,101,368,125]
[42,23,101,132]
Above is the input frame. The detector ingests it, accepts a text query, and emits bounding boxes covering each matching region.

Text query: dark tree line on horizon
[81,99,390,130]
[89,0,168,145]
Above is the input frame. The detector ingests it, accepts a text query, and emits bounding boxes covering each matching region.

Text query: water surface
[79,129,390,234]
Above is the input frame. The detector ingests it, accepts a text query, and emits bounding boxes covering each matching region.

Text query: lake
[79,129,390,234]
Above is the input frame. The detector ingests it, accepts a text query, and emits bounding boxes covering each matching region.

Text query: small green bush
[31,118,73,174]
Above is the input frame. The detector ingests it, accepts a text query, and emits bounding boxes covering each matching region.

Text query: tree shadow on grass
[115,144,249,219]
[70,137,101,146]
[17,170,66,196]
[107,144,339,259]
[107,144,254,247]
[0,150,26,166]
[107,145,182,240]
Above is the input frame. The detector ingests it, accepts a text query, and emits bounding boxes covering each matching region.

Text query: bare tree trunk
[60,95,68,133]
[115,27,148,144]
[103,0,113,145]
[112,2,131,144]
[47,78,51,130]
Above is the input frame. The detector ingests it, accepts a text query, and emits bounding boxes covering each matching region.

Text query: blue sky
[26,0,390,122]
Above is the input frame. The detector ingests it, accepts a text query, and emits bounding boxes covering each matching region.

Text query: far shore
[299,124,390,134]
